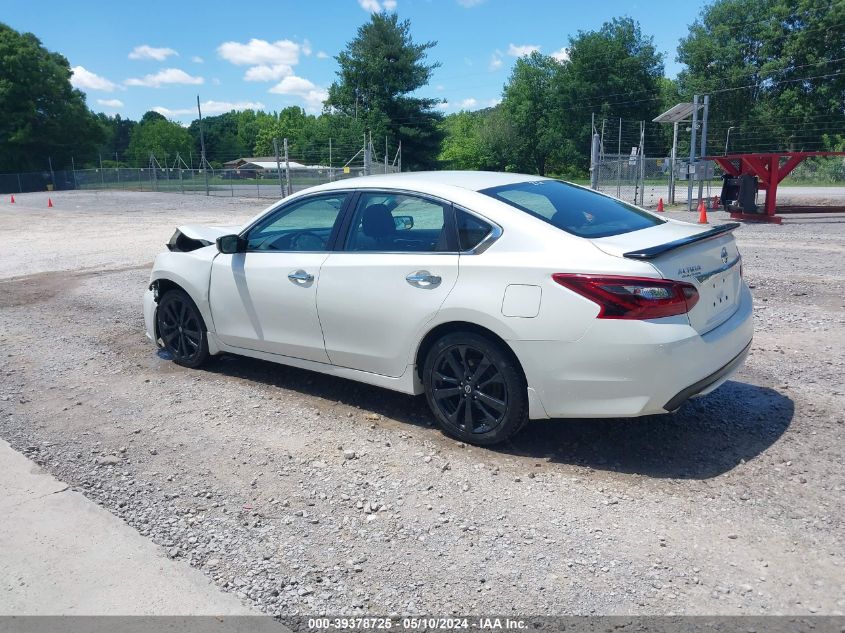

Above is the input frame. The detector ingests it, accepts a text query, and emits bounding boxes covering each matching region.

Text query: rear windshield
[480,180,664,238]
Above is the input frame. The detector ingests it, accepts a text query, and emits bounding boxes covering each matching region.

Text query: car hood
[176,224,242,242]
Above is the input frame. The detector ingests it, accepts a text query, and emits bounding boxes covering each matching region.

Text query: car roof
[306,170,550,195]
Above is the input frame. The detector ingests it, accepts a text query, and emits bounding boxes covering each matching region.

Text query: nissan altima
[143,171,753,445]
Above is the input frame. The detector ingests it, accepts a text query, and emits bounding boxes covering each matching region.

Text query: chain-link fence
[0,138,400,198]
[592,154,720,207]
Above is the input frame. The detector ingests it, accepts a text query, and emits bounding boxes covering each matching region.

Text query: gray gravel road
[0,191,843,616]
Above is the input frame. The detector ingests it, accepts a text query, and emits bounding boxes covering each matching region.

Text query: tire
[156,289,210,369]
[423,331,528,446]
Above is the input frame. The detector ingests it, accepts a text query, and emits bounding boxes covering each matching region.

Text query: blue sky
[5,0,710,123]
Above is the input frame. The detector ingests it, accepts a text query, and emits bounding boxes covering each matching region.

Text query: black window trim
[337,188,460,255]
[239,191,356,254]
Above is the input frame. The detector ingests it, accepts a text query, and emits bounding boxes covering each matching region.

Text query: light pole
[724,126,737,155]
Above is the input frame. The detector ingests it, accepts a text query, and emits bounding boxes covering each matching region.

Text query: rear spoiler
[623,223,741,260]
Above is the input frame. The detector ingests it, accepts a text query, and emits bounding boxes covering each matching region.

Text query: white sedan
[143,171,753,445]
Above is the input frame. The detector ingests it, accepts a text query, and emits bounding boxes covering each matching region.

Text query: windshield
[480,180,665,238]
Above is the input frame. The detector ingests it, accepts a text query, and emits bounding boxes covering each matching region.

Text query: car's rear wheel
[156,289,209,368]
[423,332,528,445]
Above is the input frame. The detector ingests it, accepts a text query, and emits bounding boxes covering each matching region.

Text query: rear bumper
[663,340,751,411]
[512,283,754,419]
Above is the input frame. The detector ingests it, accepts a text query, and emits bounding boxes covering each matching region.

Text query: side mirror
[393,215,414,231]
[216,234,247,254]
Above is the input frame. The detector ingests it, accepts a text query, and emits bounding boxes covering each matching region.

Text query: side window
[246,194,346,252]
[345,192,451,253]
[456,209,493,251]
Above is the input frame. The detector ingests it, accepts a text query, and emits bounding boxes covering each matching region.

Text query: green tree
[0,22,104,172]
[500,52,566,176]
[96,113,136,165]
[677,0,845,153]
[438,111,485,170]
[127,112,193,167]
[326,12,443,170]
[557,18,666,169]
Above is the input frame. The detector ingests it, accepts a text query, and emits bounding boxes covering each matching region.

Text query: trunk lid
[591,221,743,334]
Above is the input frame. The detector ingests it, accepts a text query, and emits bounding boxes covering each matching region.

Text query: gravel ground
[1,190,843,616]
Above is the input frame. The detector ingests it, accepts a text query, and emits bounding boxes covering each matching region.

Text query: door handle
[288,269,314,283]
[406,270,442,288]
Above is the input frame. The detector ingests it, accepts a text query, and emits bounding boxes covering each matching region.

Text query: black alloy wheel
[156,289,209,368]
[423,332,528,445]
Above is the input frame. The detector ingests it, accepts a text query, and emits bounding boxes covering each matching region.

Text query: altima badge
[677,264,702,278]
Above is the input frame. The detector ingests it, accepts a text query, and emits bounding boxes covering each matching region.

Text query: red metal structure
[702,151,845,224]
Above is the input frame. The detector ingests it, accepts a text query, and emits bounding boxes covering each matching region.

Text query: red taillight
[552,274,700,320]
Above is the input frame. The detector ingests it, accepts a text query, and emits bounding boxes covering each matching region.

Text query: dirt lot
[1,190,843,616]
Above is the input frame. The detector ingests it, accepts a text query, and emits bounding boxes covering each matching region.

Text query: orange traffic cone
[10,194,14,203]
[48,198,53,208]
[656,197,665,212]
[697,199,708,224]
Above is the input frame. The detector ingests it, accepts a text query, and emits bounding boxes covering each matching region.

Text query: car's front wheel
[423,332,528,445]
[156,289,209,368]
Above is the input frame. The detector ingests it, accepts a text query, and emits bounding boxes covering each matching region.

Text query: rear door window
[481,180,664,238]
[344,192,452,252]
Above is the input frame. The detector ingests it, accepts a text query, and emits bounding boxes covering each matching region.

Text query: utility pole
[176,152,184,193]
[71,156,78,190]
[283,138,291,197]
[328,137,333,181]
[196,96,209,196]
[617,117,622,199]
[48,156,55,191]
[589,132,600,190]
[273,137,285,197]
[398,140,401,173]
[697,94,710,207]
[385,136,388,174]
[687,94,699,212]
[670,121,679,204]
[638,121,646,206]
[363,133,370,175]
[99,154,105,188]
[115,152,121,188]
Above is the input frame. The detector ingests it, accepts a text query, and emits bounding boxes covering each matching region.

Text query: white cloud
[96,98,124,108]
[486,97,501,107]
[488,52,503,71]
[191,55,204,63]
[459,98,478,109]
[269,75,328,112]
[71,66,117,92]
[507,43,540,57]
[457,0,485,6]
[551,47,570,62]
[316,51,329,59]
[358,0,397,11]
[203,100,265,114]
[436,84,444,91]
[302,39,312,56]
[217,38,300,66]
[152,100,265,118]
[128,45,178,61]
[436,101,449,111]
[244,64,293,82]
[125,68,204,87]
[270,75,318,94]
